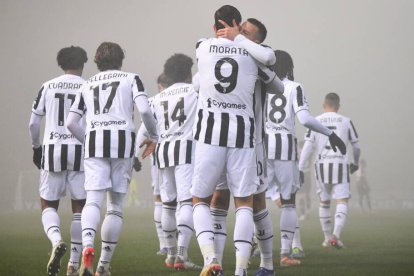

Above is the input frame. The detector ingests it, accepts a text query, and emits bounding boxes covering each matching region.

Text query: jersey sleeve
[192,72,200,93]
[304,127,315,143]
[31,85,46,116]
[69,90,86,116]
[234,35,276,66]
[292,84,309,113]
[132,75,147,100]
[348,120,359,143]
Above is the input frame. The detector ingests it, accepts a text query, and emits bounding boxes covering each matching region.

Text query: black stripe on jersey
[258,68,270,82]
[314,163,319,180]
[235,115,245,148]
[338,163,343,183]
[287,134,293,160]
[89,131,96,157]
[103,130,111,157]
[163,141,170,167]
[294,138,298,160]
[219,113,230,147]
[118,130,126,158]
[78,94,85,111]
[204,112,214,144]
[249,117,255,148]
[33,86,44,110]
[306,129,312,138]
[319,163,325,183]
[348,129,352,141]
[130,132,136,158]
[134,76,145,92]
[347,164,350,182]
[155,143,161,168]
[350,120,358,138]
[327,126,337,130]
[41,145,45,169]
[194,109,203,141]
[275,134,282,159]
[61,144,68,171]
[328,163,333,184]
[186,141,192,164]
[74,145,82,171]
[174,140,180,165]
[196,40,203,49]
[48,144,55,172]
[296,86,304,107]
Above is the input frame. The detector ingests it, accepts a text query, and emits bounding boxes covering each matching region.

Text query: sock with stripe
[98,210,123,268]
[193,202,216,266]
[319,202,332,242]
[234,207,253,274]
[292,218,303,250]
[154,202,166,250]
[333,202,348,239]
[280,204,297,256]
[211,207,228,265]
[254,209,273,270]
[162,204,177,257]
[81,190,105,248]
[69,213,82,266]
[42,207,62,246]
[177,202,194,260]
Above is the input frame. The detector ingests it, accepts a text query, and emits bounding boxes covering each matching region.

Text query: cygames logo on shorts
[207,98,246,110]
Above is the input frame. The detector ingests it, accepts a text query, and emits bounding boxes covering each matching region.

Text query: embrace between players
[29,4,360,276]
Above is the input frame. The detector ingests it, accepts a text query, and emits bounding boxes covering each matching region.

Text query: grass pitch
[1,206,413,275]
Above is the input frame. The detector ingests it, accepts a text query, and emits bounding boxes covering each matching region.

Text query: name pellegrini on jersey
[88,72,129,82]
[90,120,127,129]
[207,98,246,110]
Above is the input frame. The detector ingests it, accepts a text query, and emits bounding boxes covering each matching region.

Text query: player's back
[152,82,197,168]
[264,79,308,160]
[75,70,145,158]
[194,37,259,148]
[32,74,85,172]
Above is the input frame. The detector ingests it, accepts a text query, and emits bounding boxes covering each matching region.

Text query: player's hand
[328,132,346,155]
[350,163,359,174]
[299,171,305,185]
[32,146,42,169]
[140,138,156,159]
[133,157,142,172]
[217,19,240,41]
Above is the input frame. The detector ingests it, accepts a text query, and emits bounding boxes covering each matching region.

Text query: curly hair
[94,42,125,71]
[157,73,173,88]
[163,53,193,83]
[273,50,294,81]
[57,46,87,70]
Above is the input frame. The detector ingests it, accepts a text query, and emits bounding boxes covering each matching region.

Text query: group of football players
[29,4,360,276]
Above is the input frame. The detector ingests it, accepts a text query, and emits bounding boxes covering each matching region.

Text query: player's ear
[213,24,217,32]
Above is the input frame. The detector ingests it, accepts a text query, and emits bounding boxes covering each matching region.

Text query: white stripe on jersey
[32,74,85,172]
[265,78,308,160]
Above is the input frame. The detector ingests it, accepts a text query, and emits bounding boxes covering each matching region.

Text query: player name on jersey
[209,45,249,56]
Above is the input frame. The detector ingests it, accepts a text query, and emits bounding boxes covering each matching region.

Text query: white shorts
[267,159,300,200]
[316,181,351,201]
[84,157,133,194]
[265,184,280,202]
[159,163,193,202]
[39,170,86,201]
[151,164,161,196]
[191,142,259,198]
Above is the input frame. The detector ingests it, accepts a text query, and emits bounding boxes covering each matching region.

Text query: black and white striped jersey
[32,74,85,172]
[305,112,359,184]
[264,78,309,160]
[152,83,197,168]
[70,70,147,158]
[193,38,261,148]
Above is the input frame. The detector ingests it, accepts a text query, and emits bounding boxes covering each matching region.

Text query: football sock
[280,204,296,256]
[211,207,228,265]
[98,211,123,267]
[162,204,177,257]
[292,218,303,250]
[254,209,273,270]
[177,202,193,259]
[42,207,62,246]
[193,202,215,266]
[333,202,348,239]
[319,202,332,242]
[154,202,166,250]
[82,190,105,248]
[234,207,253,274]
[69,213,82,265]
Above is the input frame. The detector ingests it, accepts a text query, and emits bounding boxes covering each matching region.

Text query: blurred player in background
[29,46,88,276]
[354,158,371,210]
[66,42,158,276]
[296,140,313,221]
[299,92,360,249]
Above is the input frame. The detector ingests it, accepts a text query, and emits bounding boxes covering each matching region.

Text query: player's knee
[253,192,266,213]
[280,193,296,205]
[163,200,177,207]
[40,198,59,211]
[71,199,86,213]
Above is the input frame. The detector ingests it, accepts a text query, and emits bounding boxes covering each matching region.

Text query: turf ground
[1,206,413,276]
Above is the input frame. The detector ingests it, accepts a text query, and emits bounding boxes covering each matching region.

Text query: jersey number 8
[269,93,287,124]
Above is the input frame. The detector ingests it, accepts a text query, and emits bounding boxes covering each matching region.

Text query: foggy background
[1,0,413,211]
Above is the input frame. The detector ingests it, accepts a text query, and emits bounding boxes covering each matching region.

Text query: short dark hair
[325,92,340,108]
[163,53,193,83]
[214,5,242,30]
[94,42,125,71]
[246,18,267,43]
[273,50,294,81]
[57,46,87,70]
[157,73,173,88]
